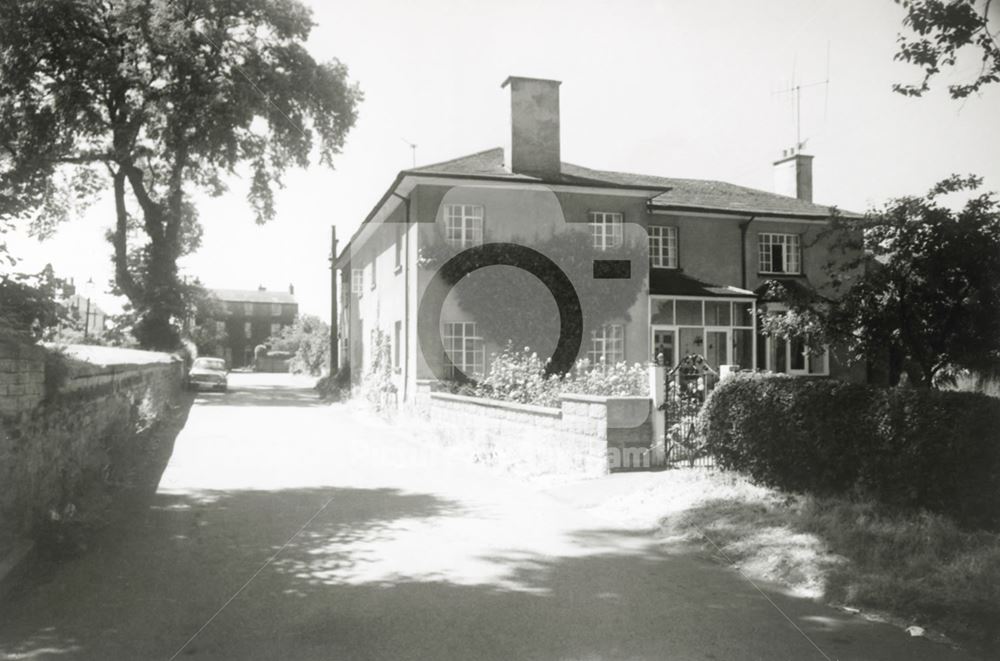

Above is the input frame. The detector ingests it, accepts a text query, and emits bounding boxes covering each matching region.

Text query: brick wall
[0,339,183,541]
[415,386,652,477]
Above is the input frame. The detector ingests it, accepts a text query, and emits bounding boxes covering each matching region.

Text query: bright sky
[6,0,1000,321]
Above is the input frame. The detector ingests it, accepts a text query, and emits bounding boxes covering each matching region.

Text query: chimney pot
[289,283,295,295]
[502,76,562,178]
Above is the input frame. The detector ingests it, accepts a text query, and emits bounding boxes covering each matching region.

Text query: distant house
[64,293,106,338]
[204,286,298,368]
[334,76,864,402]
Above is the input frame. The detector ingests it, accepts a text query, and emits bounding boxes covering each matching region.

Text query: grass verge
[668,478,1000,654]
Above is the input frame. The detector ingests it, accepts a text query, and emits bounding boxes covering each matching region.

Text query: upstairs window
[271,303,282,317]
[758,233,801,274]
[243,321,252,338]
[444,204,484,248]
[590,212,623,250]
[243,302,253,316]
[588,324,624,364]
[351,268,364,294]
[648,225,678,268]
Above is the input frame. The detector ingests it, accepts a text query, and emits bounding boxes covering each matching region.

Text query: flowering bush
[472,344,648,407]
[361,330,397,410]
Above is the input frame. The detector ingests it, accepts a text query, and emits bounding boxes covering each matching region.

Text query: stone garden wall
[415,384,652,477]
[0,337,183,541]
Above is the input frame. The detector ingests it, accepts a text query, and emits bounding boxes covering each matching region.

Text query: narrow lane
[0,374,978,660]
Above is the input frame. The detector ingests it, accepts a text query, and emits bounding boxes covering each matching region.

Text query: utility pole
[329,225,339,375]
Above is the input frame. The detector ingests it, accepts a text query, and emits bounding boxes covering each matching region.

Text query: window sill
[757,272,804,277]
[650,265,680,271]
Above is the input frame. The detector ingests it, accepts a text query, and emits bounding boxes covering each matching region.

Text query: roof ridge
[405,146,504,173]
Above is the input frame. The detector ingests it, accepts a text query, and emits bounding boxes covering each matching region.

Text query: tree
[893,0,1000,98]
[187,287,229,358]
[824,175,1000,387]
[268,314,330,376]
[0,263,73,339]
[0,0,360,350]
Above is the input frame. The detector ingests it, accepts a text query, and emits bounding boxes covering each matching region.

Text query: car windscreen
[193,358,226,371]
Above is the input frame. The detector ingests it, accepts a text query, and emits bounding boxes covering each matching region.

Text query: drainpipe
[739,215,757,290]
[740,215,758,370]
[391,190,411,403]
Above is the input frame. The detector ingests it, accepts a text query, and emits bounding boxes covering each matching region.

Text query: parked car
[187,357,228,392]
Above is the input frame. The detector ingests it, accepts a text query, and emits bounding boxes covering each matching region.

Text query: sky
[5,0,1000,321]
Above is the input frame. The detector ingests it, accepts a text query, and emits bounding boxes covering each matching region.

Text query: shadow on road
[0,480,974,660]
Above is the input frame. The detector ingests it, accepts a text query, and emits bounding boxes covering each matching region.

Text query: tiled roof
[407,147,854,218]
[210,288,296,304]
[650,270,755,298]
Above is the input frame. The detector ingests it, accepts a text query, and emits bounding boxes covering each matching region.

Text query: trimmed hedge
[699,374,1000,529]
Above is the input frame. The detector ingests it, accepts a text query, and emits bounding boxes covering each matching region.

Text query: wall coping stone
[429,391,562,418]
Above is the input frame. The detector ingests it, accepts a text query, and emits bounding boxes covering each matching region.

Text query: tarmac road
[0,373,980,660]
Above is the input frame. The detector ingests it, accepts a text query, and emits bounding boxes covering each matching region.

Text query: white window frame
[648,296,759,371]
[369,257,377,290]
[442,321,485,379]
[243,321,252,339]
[271,303,282,317]
[243,302,253,316]
[758,233,801,274]
[215,321,226,334]
[648,225,678,269]
[270,322,282,337]
[351,268,364,295]
[444,204,484,248]
[590,212,624,251]
[763,335,830,376]
[588,324,624,364]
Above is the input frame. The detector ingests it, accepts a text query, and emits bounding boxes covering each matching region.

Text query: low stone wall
[0,338,183,541]
[415,386,652,477]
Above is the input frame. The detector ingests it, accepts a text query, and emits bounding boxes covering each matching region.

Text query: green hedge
[699,374,1000,529]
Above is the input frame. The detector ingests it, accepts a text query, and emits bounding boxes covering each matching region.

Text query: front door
[704,329,730,371]
[652,327,676,367]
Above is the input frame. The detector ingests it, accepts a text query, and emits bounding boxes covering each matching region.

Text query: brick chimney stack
[773,148,814,202]
[288,283,295,295]
[502,76,562,178]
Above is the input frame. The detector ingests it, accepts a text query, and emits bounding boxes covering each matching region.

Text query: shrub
[471,344,648,408]
[700,374,1000,529]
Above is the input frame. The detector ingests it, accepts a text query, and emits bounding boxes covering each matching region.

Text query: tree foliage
[893,0,1000,98]
[0,0,360,350]
[824,175,1000,387]
[0,263,73,339]
[268,314,329,376]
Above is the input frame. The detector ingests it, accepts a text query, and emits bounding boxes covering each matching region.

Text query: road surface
[0,373,979,660]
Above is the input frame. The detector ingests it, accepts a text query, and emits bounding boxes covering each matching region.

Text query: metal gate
[660,353,716,468]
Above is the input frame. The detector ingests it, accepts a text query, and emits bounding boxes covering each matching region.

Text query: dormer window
[444,204,484,248]
[758,233,801,274]
[590,212,623,250]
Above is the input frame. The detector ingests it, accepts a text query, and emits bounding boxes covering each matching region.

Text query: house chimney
[258,284,266,291]
[773,149,813,202]
[288,283,295,295]
[502,76,561,178]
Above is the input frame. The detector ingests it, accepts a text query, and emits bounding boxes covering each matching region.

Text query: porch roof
[649,270,755,298]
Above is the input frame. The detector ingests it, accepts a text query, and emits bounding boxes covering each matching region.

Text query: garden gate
[660,353,716,468]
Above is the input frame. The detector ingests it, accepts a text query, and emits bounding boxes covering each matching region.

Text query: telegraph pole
[329,225,339,375]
